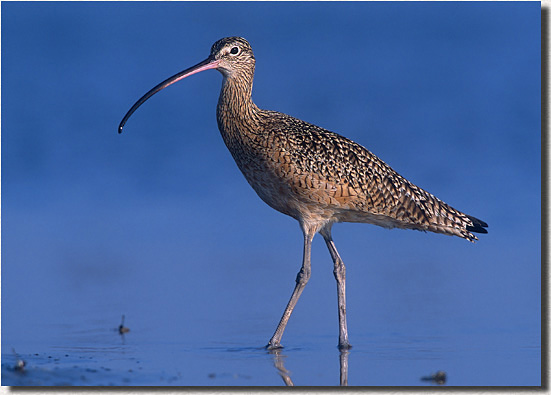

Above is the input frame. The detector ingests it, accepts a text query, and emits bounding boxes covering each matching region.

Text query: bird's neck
[216,74,262,143]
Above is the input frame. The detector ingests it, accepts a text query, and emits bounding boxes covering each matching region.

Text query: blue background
[1,2,541,386]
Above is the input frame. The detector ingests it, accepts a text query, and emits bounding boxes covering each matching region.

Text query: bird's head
[209,37,255,79]
[118,36,255,133]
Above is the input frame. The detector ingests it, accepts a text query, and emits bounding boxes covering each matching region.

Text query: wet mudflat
[1,248,540,387]
[1,1,541,388]
[1,331,540,386]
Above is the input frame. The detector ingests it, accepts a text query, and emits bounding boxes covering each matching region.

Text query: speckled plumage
[212,37,487,241]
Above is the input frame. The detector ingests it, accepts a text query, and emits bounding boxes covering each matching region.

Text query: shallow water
[1,1,541,387]
[1,318,541,386]
[1,227,541,386]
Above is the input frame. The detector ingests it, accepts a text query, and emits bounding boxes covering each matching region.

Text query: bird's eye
[230,46,239,55]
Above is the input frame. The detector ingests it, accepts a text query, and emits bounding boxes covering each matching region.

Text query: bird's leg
[267,229,314,349]
[320,226,352,350]
[339,349,350,386]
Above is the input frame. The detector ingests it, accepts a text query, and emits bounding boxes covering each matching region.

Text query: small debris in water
[11,348,26,372]
[14,358,26,372]
[421,370,447,385]
[119,314,130,334]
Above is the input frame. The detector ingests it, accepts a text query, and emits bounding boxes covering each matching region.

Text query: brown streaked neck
[216,69,262,137]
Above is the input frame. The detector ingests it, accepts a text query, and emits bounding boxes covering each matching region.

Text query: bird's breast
[216,109,375,226]
[221,132,358,225]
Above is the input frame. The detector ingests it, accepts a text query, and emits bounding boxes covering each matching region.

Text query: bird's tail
[465,214,488,234]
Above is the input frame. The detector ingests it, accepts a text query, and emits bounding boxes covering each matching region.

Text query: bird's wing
[269,115,484,240]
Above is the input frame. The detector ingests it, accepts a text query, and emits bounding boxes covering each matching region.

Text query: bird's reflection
[268,347,350,386]
[339,349,350,386]
[268,348,294,386]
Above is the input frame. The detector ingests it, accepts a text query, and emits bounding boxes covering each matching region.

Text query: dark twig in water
[119,314,130,334]
[421,370,447,385]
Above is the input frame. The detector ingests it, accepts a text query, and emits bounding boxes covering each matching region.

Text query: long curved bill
[118,56,220,134]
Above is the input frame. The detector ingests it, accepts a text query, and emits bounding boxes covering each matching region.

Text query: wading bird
[119,37,487,350]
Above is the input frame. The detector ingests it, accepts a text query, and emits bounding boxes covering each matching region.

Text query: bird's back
[227,109,486,241]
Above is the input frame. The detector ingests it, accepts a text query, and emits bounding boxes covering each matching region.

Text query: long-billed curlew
[119,37,488,350]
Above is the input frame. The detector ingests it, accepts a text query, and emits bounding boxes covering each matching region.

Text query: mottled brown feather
[212,37,487,242]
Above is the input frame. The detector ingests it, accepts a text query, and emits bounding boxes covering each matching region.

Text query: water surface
[1,1,541,387]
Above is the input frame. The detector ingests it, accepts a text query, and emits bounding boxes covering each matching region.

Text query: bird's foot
[266,341,283,350]
[338,342,352,351]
